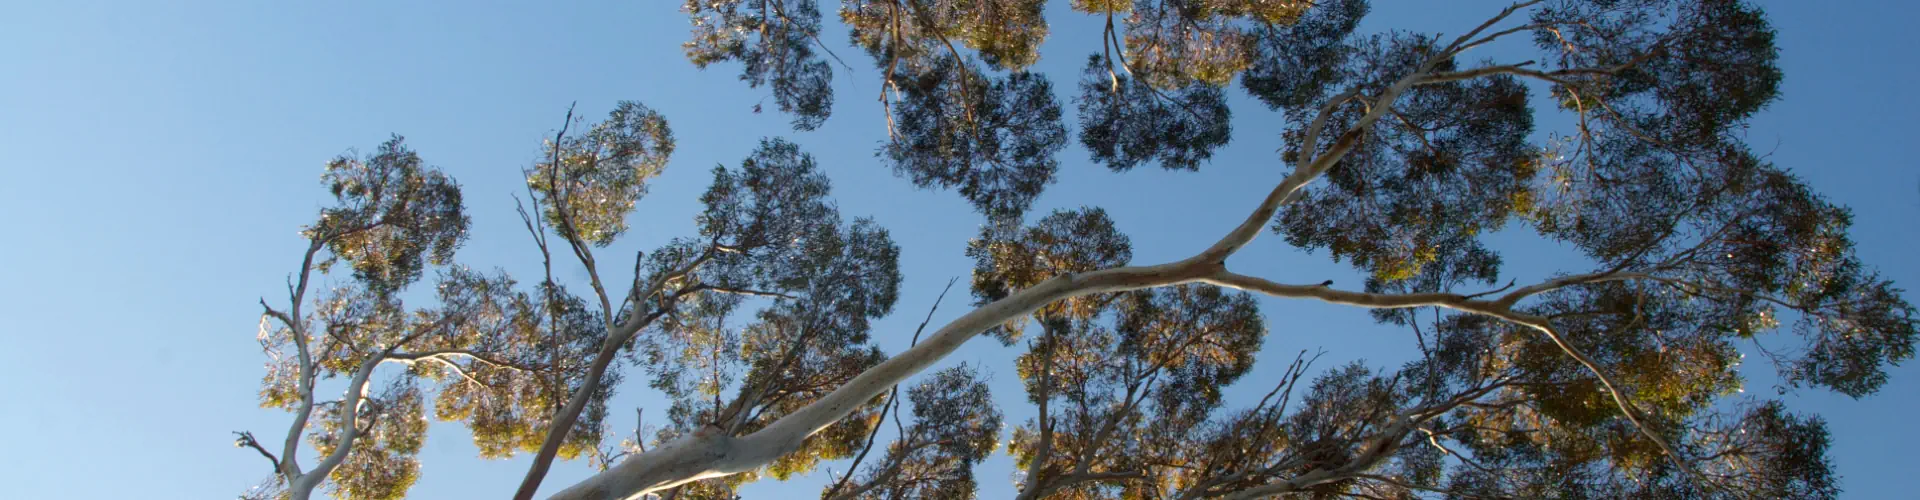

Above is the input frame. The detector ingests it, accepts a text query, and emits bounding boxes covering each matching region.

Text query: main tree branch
[547,5,1583,497]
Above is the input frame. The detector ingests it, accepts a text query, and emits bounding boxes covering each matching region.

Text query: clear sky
[2,1,1915,498]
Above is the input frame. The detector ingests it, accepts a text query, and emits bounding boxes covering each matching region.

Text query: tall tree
[241,1,1916,499]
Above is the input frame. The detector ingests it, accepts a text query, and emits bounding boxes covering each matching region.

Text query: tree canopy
[238,1,1915,499]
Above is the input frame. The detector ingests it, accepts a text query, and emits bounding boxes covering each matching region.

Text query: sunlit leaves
[529,101,675,247]
[832,365,1002,499]
[1115,285,1265,420]
[1645,166,1918,397]
[1242,0,1367,111]
[644,293,744,429]
[884,55,1066,219]
[234,2,1920,499]
[964,0,1050,70]
[1441,398,1843,499]
[841,0,1049,72]
[1076,54,1231,172]
[314,136,470,296]
[641,137,905,483]
[1685,401,1839,498]
[1121,1,1253,89]
[966,207,1131,343]
[685,0,836,130]
[1007,285,1263,497]
[307,284,405,374]
[256,318,304,411]
[311,379,427,500]
[429,277,615,461]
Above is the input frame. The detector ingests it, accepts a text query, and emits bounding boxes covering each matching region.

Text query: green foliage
[831,365,1003,499]
[685,0,836,130]
[699,137,837,259]
[313,136,470,296]
[642,137,907,484]
[966,207,1132,343]
[1242,0,1368,110]
[1272,34,1536,284]
[312,380,427,500]
[428,276,615,461]
[1076,53,1232,172]
[840,0,1050,72]
[1411,310,1844,498]
[238,1,1920,498]
[1007,285,1265,498]
[884,55,1067,219]
[528,101,675,247]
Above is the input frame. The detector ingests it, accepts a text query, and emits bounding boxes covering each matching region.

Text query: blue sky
[1,1,1915,498]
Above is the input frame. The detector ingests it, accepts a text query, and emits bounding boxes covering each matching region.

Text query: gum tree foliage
[686,0,839,131]
[238,1,1915,499]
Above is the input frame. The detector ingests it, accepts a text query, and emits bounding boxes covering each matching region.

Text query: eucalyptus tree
[240,0,1916,499]
[239,107,910,500]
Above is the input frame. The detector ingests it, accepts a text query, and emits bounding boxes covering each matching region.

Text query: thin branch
[1527,322,1711,489]
[538,103,616,330]
[766,0,855,73]
[234,431,284,477]
[1443,0,1545,55]
[1205,267,1711,488]
[824,277,958,500]
[901,0,976,126]
[1461,279,1517,300]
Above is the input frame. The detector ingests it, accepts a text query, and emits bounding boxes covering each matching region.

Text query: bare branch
[702,286,796,300]
[233,431,284,477]
[538,103,617,329]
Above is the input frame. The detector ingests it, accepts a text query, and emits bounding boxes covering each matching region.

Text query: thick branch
[552,260,1224,499]
[289,349,388,496]
[387,348,535,371]
[517,244,730,498]
[1013,327,1060,500]
[278,241,327,480]
[514,319,642,500]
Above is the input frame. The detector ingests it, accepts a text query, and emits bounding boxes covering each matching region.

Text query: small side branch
[234,431,283,477]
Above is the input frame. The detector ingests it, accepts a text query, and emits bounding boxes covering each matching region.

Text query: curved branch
[234,431,283,478]
[278,241,327,480]
[552,257,1224,499]
[289,350,387,495]
[1205,268,1712,491]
